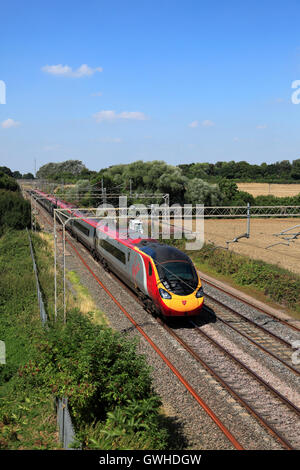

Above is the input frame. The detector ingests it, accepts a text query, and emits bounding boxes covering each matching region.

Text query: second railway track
[202,296,300,376]
[161,319,300,450]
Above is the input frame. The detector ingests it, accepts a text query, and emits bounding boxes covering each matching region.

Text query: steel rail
[158,318,295,451]
[200,276,300,333]
[30,197,244,450]
[201,301,300,376]
[191,321,300,417]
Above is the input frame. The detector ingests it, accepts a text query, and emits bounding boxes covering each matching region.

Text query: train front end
[156,258,204,317]
[138,241,204,318]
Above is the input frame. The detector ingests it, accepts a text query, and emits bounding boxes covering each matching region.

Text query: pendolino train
[30,189,204,318]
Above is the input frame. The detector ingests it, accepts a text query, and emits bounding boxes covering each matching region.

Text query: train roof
[136,240,192,264]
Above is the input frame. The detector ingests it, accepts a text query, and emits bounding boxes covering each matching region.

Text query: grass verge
[0,229,60,449]
[1,229,178,449]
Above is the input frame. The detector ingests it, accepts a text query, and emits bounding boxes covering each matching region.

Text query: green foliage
[185,178,222,206]
[0,231,59,449]
[77,398,169,450]
[179,158,300,183]
[12,171,22,179]
[91,160,188,203]
[0,167,13,177]
[191,244,300,309]
[25,310,170,449]
[253,193,300,206]
[218,179,239,201]
[33,158,300,206]
[0,173,30,236]
[231,190,255,205]
[0,166,35,181]
[22,172,35,180]
[0,172,19,191]
[0,230,172,450]
[0,190,31,235]
[36,160,94,182]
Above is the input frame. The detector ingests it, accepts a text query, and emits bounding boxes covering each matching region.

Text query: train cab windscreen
[156,260,198,295]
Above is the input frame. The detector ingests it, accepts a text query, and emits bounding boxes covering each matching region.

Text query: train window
[128,252,130,262]
[100,239,126,264]
[74,220,90,237]
[149,262,152,276]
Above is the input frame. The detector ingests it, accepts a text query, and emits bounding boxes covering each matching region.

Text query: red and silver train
[30,189,204,318]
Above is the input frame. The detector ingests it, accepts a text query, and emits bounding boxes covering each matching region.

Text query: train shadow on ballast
[164,304,217,330]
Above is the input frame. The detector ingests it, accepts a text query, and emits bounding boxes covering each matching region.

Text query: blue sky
[1,0,300,173]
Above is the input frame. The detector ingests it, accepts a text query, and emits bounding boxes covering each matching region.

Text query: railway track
[28,194,244,450]
[159,320,300,450]
[200,276,300,333]
[29,194,300,449]
[202,296,300,376]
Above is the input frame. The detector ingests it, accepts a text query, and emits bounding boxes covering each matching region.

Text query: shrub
[192,243,300,309]
[0,230,173,449]
[24,310,170,449]
[0,190,31,235]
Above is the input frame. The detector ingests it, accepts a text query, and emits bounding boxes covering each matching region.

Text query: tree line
[35,158,300,185]
[5,158,300,208]
[46,160,300,207]
[179,159,300,182]
[0,166,35,180]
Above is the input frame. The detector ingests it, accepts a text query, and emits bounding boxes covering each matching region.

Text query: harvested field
[237,183,300,197]
[202,217,300,275]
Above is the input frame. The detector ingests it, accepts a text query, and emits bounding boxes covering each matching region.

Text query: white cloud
[93,110,147,122]
[42,64,103,78]
[188,120,199,128]
[91,91,103,97]
[256,124,267,129]
[233,137,239,142]
[1,118,21,129]
[118,111,147,120]
[98,137,122,143]
[202,120,215,127]
[189,119,215,128]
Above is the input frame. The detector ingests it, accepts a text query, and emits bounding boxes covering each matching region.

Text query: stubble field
[237,183,300,197]
[202,217,300,274]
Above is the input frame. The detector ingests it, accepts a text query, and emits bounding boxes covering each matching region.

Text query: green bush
[0,172,19,191]
[0,190,31,235]
[20,309,170,449]
[0,231,59,449]
[193,244,300,309]
[0,230,172,450]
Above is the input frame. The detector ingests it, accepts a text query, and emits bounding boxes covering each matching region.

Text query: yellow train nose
[170,295,203,312]
[161,292,204,312]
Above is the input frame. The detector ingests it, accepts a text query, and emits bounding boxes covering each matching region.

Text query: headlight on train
[159,288,172,299]
[196,287,204,298]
